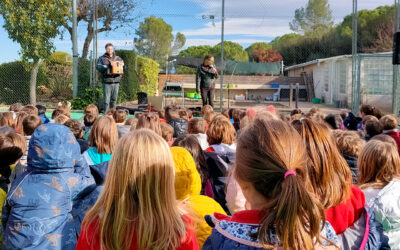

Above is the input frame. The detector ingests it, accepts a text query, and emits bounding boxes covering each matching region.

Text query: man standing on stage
[196,55,218,107]
[97,43,124,112]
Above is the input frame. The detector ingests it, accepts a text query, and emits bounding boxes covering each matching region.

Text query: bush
[78,58,91,97]
[47,63,73,99]
[137,56,159,96]
[0,61,47,104]
[71,87,103,110]
[115,50,139,102]
[49,51,73,66]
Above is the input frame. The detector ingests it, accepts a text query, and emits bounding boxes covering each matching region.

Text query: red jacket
[385,131,400,155]
[76,216,199,250]
[325,185,365,234]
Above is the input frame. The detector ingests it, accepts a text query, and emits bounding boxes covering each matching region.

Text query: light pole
[72,0,78,97]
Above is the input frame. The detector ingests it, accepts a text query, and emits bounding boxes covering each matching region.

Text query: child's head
[54,114,69,125]
[335,131,365,158]
[235,118,324,249]
[172,134,208,188]
[359,104,382,119]
[186,108,193,119]
[380,115,398,131]
[15,112,29,135]
[64,119,83,139]
[362,115,378,126]
[0,112,16,128]
[358,140,400,189]
[21,105,38,116]
[188,118,207,134]
[207,115,236,146]
[232,109,242,123]
[136,113,162,136]
[201,105,213,115]
[52,106,70,119]
[158,110,166,120]
[9,103,23,112]
[0,130,27,175]
[113,109,127,124]
[203,111,216,124]
[29,123,80,171]
[165,105,179,121]
[160,123,174,143]
[292,118,352,208]
[84,104,99,117]
[324,114,343,130]
[83,129,187,249]
[221,108,229,118]
[84,114,97,127]
[35,105,47,116]
[105,108,116,117]
[22,115,42,136]
[178,109,188,120]
[128,118,139,131]
[89,116,118,154]
[371,134,398,146]
[290,108,303,117]
[125,117,136,126]
[365,119,383,138]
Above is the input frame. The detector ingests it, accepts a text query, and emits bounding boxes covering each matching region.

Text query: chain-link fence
[0,0,397,111]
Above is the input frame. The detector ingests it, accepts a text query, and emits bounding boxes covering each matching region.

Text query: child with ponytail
[203,118,338,249]
[292,118,389,249]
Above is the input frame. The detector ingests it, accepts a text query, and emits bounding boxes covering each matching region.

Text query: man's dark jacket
[97,53,123,83]
[196,64,218,92]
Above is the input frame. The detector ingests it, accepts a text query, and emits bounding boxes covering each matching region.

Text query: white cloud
[181,17,291,38]
[185,38,271,47]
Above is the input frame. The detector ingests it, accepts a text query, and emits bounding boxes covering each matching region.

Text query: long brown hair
[235,118,325,249]
[82,129,189,250]
[89,116,118,154]
[292,118,352,208]
[358,139,400,189]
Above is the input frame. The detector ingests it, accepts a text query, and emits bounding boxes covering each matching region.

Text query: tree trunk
[81,21,94,59]
[30,61,41,105]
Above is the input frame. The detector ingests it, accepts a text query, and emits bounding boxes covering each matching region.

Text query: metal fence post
[295,83,299,108]
[72,0,78,97]
[289,83,293,108]
[393,0,400,115]
[351,0,359,114]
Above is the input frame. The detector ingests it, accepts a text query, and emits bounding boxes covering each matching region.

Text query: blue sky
[0,0,394,63]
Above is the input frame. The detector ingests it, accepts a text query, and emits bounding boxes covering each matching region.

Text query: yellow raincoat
[171,147,226,248]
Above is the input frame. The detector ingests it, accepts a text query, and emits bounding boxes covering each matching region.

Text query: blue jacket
[72,161,109,236]
[2,124,95,250]
[39,114,50,124]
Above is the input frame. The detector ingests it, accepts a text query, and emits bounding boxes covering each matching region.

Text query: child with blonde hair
[358,138,400,247]
[77,129,199,249]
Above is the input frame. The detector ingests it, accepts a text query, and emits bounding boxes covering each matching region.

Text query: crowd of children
[0,102,398,249]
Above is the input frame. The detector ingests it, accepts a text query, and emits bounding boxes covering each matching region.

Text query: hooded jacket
[204,144,236,213]
[343,154,359,184]
[2,124,95,250]
[171,147,226,248]
[325,186,390,249]
[203,210,338,249]
[168,118,188,138]
[368,179,400,248]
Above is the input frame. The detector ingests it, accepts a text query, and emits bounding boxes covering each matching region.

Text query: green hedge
[0,61,47,104]
[137,56,159,96]
[115,50,139,102]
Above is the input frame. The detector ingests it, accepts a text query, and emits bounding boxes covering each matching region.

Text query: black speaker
[137,92,148,105]
[393,32,400,65]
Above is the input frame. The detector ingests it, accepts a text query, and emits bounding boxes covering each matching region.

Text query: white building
[285,52,393,111]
